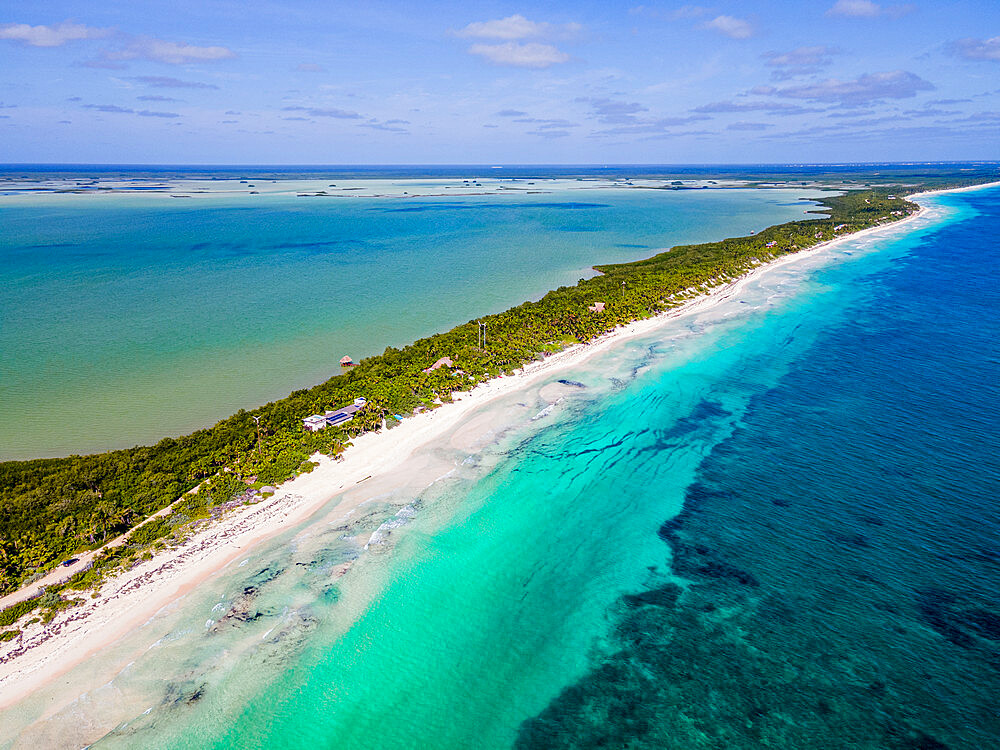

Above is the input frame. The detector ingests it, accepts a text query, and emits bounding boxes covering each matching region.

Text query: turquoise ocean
[4,184,998,749]
[0,181,823,460]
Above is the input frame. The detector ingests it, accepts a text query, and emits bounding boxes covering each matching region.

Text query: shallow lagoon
[1,180,824,459]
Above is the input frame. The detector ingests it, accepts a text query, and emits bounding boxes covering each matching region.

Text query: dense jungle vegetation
[0,185,944,627]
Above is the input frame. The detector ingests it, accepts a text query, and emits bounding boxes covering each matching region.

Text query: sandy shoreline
[1,181,997,713]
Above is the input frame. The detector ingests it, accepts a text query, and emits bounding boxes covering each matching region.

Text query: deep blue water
[518,189,1000,748]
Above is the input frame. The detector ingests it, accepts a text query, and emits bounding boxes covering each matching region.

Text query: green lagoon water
[0,183,825,459]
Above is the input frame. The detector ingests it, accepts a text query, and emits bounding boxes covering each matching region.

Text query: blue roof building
[302,397,367,431]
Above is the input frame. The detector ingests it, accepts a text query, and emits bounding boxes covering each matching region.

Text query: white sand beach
[2,182,996,713]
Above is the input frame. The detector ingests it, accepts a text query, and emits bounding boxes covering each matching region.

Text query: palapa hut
[423,356,453,373]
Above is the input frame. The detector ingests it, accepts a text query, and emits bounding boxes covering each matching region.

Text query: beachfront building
[588,302,606,312]
[302,415,328,432]
[324,397,368,427]
[302,397,367,431]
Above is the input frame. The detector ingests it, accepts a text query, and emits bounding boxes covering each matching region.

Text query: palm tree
[117,507,134,531]
[56,516,76,539]
[89,503,113,543]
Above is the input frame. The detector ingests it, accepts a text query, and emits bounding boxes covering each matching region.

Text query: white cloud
[591,115,711,137]
[2,21,234,66]
[692,100,822,115]
[456,14,580,41]
[468,42,569,69]
[828,0,881,17]
[83,103,133,113]
[455,14,577,68]
[628,5,708,20]
[702,15,754,39]
[764,46,838,68]
[577,97,649,124]
[763,45,840,80]
[283,105,362,119]
[0,21,110,47]
[948,37,1000,62]
[672,5,711,20]
[774,70,933,104]
[103,37,235,65]
[131,75,219,89]
[457,15,546,40]
[826,0,913,18]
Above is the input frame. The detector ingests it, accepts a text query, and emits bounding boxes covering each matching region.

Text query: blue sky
[1,1,998,164]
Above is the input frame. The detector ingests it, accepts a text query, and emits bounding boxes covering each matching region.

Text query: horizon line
[3,160,999,169]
